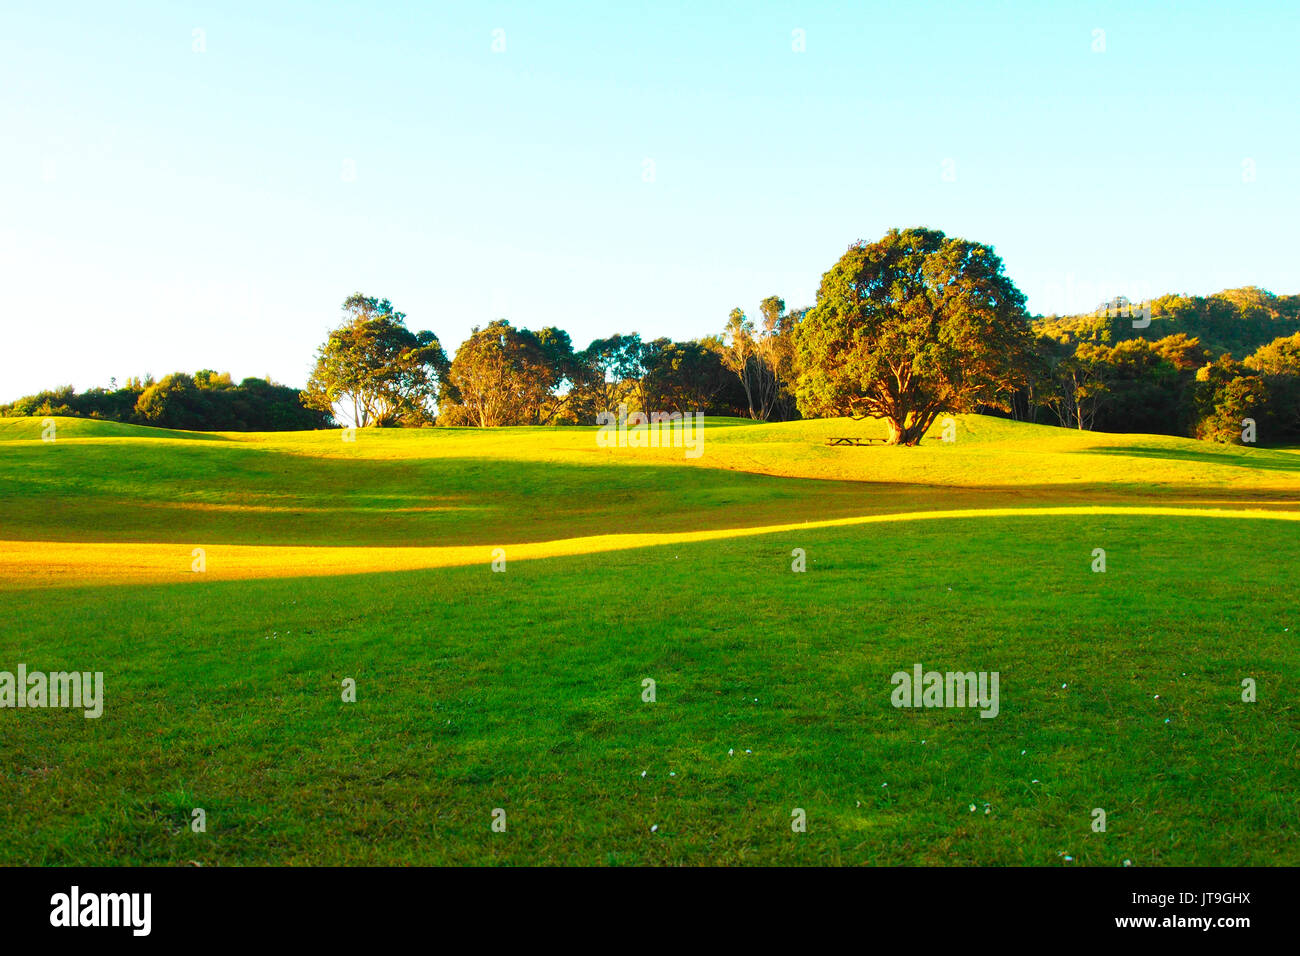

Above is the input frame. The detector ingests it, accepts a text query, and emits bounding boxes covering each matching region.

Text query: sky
[1,0,1297,397]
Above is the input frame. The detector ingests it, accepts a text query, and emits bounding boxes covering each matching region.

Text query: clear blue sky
[2,0,1296,397]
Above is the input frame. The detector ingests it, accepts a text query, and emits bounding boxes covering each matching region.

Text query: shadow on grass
[1082,444,1300,473]
[3,440,1299,549]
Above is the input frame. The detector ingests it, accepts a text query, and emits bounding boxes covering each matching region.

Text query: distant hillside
[1034,287,1300,358]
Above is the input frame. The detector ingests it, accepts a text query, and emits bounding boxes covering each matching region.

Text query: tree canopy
[0,373,330,431]
[9,269,1300,446]
[794,228,1033,444]
[440,320,574,426]
[302,294,450,427]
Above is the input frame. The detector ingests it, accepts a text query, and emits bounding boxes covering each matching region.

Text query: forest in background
[6,280,1299,444]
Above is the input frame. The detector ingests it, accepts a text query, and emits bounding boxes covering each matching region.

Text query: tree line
[0,372,330,431]
[303,238,1300,446]
[6,231,1300,444]
[298,294,780,429]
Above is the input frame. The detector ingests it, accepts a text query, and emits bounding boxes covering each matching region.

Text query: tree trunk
[885,417,907,445]
[886,411,936,445]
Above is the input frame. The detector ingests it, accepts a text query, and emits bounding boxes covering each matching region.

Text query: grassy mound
[0,416,225,443]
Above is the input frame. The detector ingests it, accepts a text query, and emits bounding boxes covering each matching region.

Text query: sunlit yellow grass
[7,414,1300,492]
[238,417,1300,491]
[6,505,1298,589]
[3,414,1298,589]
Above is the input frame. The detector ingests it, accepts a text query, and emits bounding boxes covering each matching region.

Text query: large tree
[794,228,1032,444]
[643,339,733,414]
[579,334,647,413]
[443,320,570,426]
[1042,339,1110,432]
[753,296,802,421]
[302,294,449,427]
[1245,331,1300,439]
[1194,355,1269,444]
[719,298,802,421]
[721,307,759,418]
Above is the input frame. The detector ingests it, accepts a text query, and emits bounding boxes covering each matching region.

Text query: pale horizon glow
[2,1,1297,397]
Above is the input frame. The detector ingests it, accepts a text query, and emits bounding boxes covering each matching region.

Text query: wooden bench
[825,436,887,446]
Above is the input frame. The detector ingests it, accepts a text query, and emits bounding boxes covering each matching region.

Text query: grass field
[1,414,1297,865]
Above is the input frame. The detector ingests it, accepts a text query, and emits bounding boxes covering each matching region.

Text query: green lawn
[0,416,1296,865]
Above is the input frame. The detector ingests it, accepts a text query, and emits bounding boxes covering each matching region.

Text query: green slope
[0,414,1295,865]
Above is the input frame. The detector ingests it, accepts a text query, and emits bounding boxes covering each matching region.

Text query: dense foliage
[7,262,1300,445]
[794,228,1034,444]
[302,294,451,427]
[1034,287,1300,358]
[1013,323,1300,444]
[0,371,330,431]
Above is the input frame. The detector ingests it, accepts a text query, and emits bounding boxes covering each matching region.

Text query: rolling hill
[0,415,1295,865]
